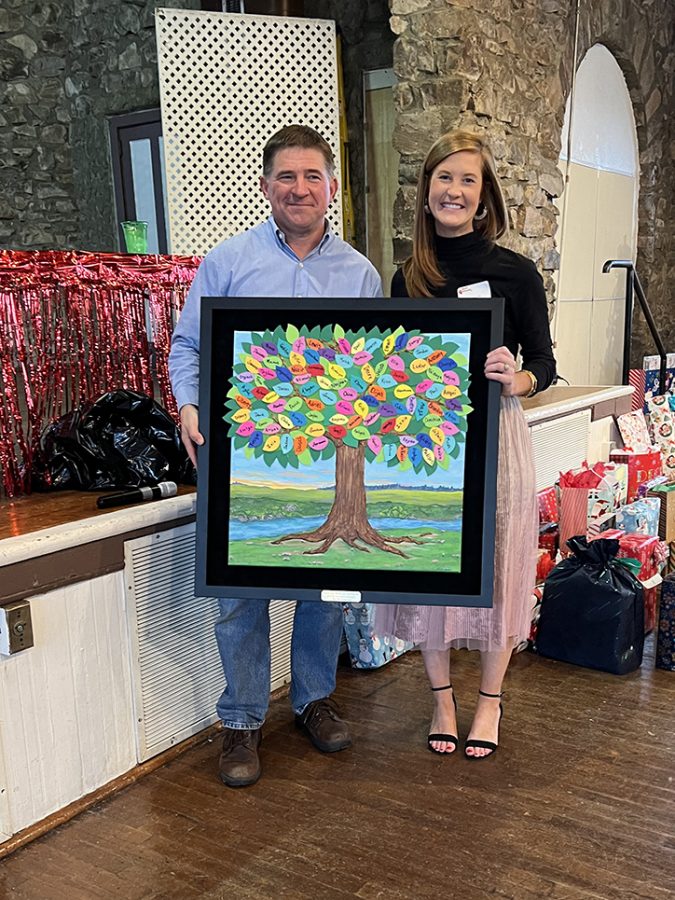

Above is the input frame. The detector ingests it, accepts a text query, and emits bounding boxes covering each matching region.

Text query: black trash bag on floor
[32,389,196,491]
[536,535,644,675]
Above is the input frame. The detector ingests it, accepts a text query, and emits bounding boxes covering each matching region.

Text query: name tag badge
[457,280,492,298]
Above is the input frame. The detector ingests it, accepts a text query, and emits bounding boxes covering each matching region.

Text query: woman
[377,130,556,759]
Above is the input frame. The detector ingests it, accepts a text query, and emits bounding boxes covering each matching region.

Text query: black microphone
[96,481,178,509]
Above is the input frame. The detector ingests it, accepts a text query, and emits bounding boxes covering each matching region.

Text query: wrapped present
[538,522,559,557]
[647,395,675,478]
[666,541,675,575]
[538,486,558,525]
[656,573,675,671]
[616,409,652,452]
[637,474,669,499]
[615,496,661,537]
[616,532,668,633]
[342,603,413,669]
[628,368,646,412]
[643,353,675,410]
[609,447,663,503]
[536,547,556,583]
[647,483,675,542]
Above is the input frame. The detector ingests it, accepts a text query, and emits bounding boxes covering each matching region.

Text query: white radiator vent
[156,9,341,256]
[529,409,591,491]
[124,523,294,761]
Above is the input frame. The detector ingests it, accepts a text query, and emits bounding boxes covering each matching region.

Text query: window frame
[109,108,169,255]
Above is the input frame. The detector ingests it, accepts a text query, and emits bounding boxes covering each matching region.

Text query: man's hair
[262,125,336,177]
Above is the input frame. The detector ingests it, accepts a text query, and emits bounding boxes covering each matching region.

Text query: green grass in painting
[230,483,463,522]
[228,527,461,572]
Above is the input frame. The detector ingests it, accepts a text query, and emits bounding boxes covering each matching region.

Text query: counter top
[522,384,633,423]
[0,487,197,568]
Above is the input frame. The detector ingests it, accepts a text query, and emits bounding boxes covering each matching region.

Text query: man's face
[260,147,338,241]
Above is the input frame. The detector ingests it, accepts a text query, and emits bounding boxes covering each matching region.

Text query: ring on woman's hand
[502,362,509,373]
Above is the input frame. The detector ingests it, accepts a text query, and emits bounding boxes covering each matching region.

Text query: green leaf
[285,324,299,343]
[398,458,412,471]
[437,452,450,470]
[298,450,313,466]
[333,323,345,340]
[450,443,461,459]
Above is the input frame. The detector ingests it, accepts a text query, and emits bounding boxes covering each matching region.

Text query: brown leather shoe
[218,727,262,787]
[295,698,352,753]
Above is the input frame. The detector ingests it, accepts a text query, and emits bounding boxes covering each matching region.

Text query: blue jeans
[214,598,344,729]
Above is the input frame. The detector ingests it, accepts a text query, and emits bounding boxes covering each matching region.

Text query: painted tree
[225,324,472,557]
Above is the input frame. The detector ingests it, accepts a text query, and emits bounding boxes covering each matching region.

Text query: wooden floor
[2,643,674,900]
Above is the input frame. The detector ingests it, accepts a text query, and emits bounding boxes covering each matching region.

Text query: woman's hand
[484,346,518,396]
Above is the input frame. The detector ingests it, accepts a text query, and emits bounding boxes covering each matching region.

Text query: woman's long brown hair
[402,130,509,297]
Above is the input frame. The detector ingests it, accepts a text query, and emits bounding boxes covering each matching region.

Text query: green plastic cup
[121,220,149,254]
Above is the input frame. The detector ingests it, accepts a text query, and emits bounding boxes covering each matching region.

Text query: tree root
[271,523,427,557]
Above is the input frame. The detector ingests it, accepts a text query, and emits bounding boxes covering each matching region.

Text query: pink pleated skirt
[374,395,538,652]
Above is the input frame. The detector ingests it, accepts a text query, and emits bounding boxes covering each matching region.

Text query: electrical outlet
[0,601,34,655]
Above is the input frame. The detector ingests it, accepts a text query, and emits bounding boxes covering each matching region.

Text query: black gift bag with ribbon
[536,536,644,675]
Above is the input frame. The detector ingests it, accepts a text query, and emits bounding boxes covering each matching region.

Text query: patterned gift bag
[656,573,675,671]
[342,603,413,669]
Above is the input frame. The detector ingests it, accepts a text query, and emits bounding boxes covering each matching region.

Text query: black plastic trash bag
[536,535,644,675]
[32,389,195,491]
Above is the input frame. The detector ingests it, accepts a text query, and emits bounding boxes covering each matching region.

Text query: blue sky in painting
[229,328,470,491]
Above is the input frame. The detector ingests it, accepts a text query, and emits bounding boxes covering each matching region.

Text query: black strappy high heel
[427,683,458,754]
[464,689,503,759]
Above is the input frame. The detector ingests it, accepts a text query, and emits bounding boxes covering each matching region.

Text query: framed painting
[195,297,503,605]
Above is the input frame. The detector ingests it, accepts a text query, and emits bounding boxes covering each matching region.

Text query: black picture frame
[196,297,503,606]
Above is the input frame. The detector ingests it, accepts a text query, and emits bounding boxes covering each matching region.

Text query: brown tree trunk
[271,442,423,556]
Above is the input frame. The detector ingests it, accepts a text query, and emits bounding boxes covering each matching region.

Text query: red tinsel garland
[0,250,200,497]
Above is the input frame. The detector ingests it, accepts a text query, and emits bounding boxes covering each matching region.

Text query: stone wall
[0,0,199,252]
[389,0,673,363]
[0,1,77,248]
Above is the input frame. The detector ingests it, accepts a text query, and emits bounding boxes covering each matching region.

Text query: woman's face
[427,150,483,238]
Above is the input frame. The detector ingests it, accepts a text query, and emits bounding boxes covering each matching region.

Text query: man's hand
[179,404,204,468]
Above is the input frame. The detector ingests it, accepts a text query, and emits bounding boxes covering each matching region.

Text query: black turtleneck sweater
[391,231,557,394]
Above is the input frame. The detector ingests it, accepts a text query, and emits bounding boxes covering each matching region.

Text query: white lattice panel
[156,9,342,256]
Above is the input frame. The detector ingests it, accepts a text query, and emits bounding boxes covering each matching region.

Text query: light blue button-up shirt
[169,216,383,410]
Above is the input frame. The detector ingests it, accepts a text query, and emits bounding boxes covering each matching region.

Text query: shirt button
[298,263,304,269]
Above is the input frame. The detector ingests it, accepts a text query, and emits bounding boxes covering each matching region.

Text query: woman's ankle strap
[478,689,503,698]
[431,683,453,692]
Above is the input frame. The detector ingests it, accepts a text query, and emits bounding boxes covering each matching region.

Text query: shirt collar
[269,216,333,257]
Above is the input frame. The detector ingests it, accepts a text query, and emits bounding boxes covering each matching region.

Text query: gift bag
[536,536,644,675]
[609,448,663,503]
[342,603,413,669]
[656,573,675,671]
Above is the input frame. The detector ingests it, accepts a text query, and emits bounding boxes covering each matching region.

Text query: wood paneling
[2,640,673,899]
[0,574,136,835]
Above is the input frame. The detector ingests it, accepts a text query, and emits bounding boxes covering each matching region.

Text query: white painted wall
[553,44,639,386]
[0,573,136,836]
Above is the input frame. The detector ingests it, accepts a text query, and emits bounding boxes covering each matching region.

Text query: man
[169,124,382,787]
